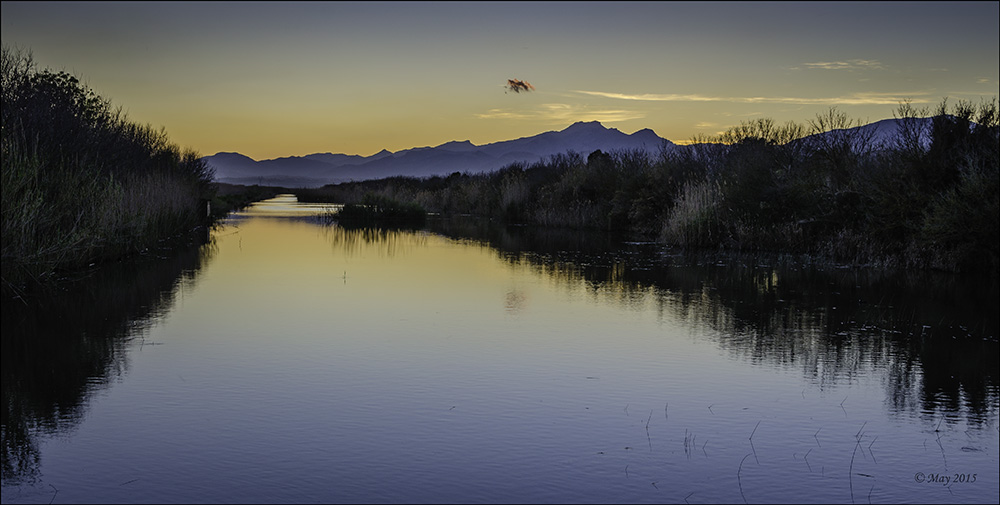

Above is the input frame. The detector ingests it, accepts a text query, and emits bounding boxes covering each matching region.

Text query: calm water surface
[2,195,998,504]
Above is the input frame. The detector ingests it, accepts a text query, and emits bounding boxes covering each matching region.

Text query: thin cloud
[537,103,645,123]
[943,90,1000,97]
[573,90,934,105]
[475,108,535,120]
[476,103,645,123]
[720,111,764,117]
[574,91,723,102]
[800,59,885,71]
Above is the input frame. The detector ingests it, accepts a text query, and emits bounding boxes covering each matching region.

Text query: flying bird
[505,79,535,94]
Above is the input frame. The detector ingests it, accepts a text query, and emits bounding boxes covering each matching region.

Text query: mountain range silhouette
[203,118,928,187]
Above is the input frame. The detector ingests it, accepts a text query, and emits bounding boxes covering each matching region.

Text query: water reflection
[2,199,996,502]
[1,240,216,485]
[426,217,1000,426]
[313,213,998,427]
[322,225,428,259]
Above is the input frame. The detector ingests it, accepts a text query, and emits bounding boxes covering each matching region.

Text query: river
[2,194,997,504]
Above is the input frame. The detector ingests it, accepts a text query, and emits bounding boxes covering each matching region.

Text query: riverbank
[1,46,219,298]
[293,100,998,277]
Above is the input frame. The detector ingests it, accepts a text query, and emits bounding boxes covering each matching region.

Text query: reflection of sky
[150,198,806,467]
[181,196,722,378]
[4,196,996,503]
[236,194,340,217]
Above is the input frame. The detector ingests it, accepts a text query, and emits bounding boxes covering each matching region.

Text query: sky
[2,1,998,160]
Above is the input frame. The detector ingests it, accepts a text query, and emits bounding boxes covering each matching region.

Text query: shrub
[1,45,215,293]
[660,178,722,247]
[331,193,426,227]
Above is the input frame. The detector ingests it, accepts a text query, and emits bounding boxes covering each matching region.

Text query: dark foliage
[331,193,426,227]
[2,45,217,294]
[296,99,998,276]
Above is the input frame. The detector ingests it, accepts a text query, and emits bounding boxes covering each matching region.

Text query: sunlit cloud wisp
[476,103,646,124]
[798,59,885,70]
[573,90,934,105]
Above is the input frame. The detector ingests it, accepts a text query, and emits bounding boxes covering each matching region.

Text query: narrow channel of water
[2,195,997,503]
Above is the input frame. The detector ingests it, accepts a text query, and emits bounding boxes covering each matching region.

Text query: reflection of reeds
[418,217,999,431]
[610,393,993,503]
[737,452,752,504]
[849,436,862,503]
[320,223,428,259]
[646,410,653,452]
[749,421,760,464]
[609,393,986,502]
[683,429,696,459]
[2,235,213,485]
[460,228,997,424]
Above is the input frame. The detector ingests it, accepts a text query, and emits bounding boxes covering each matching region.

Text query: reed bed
[295,100,998,276]
[2,45,215,294]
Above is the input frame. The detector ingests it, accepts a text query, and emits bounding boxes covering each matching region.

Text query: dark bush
[294,100,997,276]
[2,45,216,293]
[332,193,426,227]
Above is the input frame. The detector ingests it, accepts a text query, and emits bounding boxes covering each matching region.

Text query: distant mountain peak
[202,120,673,186]
[564,120,607,131]
[437,139,478,151]
[211,151,257,161]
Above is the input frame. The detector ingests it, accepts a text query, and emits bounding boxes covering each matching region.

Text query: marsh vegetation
[0,46,220,295]
[1,31,996,505]
[322,193,427,227]
[296,100,998,276]
[2,198,996,503]
[0,46,290,297]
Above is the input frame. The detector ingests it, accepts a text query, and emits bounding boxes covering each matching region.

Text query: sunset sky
[3,1,998,161]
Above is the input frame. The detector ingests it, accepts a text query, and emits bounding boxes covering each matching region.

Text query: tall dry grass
[2,45,214,293]
[660,178,721,247]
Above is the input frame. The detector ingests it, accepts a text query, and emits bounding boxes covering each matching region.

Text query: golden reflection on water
[209,202,537,325]
[195,196,701,371]
[225,195,666,316]
[321,225,428,259]
[3,195,997,504]
[197,195,997,417]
